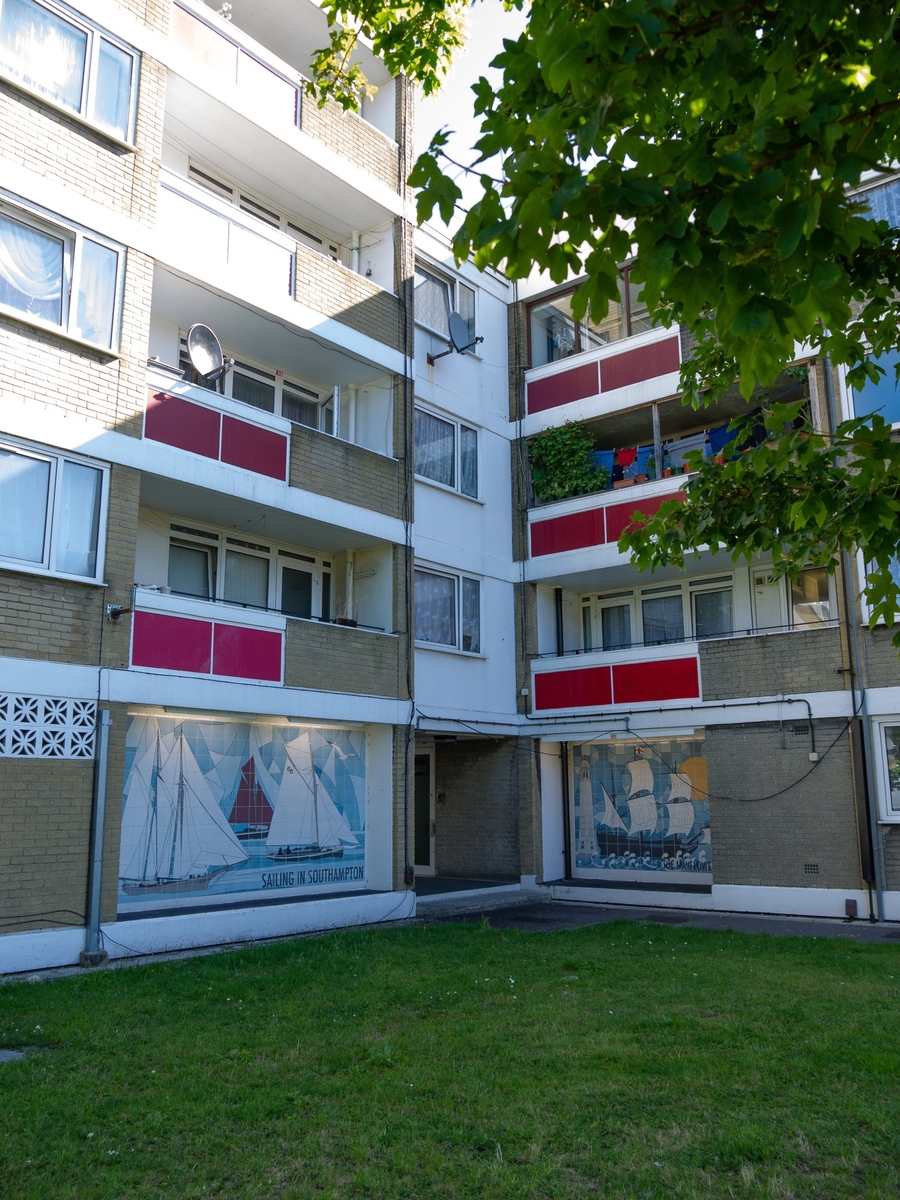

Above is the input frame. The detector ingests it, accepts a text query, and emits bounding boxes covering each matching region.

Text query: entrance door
[413,753,435,875]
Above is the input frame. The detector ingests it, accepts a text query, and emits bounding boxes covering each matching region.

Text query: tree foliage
[311,0,900,629]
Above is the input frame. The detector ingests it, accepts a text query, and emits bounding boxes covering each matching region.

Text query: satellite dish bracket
[427,309,484,365]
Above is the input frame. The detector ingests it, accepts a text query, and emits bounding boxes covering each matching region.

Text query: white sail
[597,781,627,832]
[165,735,248,877]
[625,758,655,799]
[316,789,359,846]
[119,739,165,881]
[627,794,658,835]
[266,738,319,849]
[666,772,693,802]
[576,762,598,857]
[665,802,695,838]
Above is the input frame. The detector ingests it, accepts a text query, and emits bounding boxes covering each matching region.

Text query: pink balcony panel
[212,623,283,681]
[611,657,699,704]
[530,508,607,557]
[599,335,680,392]
[534,665,613,711]
[220,415,288,481]
[604,491,686,543]
[132,611,213,674]
[145,391,221,459]
[527,361,599,415]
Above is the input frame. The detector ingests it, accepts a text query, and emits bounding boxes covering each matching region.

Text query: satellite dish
[448,311,471,353]
[186,323,225,380]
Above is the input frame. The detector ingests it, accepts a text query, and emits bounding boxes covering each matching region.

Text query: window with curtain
[414,408,478,498]
[0,441,105,578]
[0,0,138,139]
[693,588,733,639]
[642,593,684,645]
[462,577,480,652]
[0,201,122,348]
[601,603,632,650]
[224,550,269,609]
[414,264,451,336]
[168,542,213,599]
[231,367,276,413]
[415,569,456,646]
[791,567,832,625]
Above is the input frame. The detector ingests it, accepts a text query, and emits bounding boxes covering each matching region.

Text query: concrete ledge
[415,884,528,918]
[548,882,882,921]
[0,926,87,975]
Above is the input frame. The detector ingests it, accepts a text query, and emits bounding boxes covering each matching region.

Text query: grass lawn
[0,920,899,1199]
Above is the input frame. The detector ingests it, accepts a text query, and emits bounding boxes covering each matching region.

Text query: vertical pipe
[346,549,355,624]
[84,709,112,961]
[348,385,357,446]
[560,741,572,880]
[652,401,663,479]
[333,383,340,441]
[554,587,564,656]
[351,230,360,274]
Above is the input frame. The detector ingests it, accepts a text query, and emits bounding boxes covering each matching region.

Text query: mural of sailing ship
[228,757,274,840]
[119,733,250,894]
[575,752,710,870]
[266,736,360,862]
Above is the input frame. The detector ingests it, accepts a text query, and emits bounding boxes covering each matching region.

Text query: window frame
[413,258,479,351]
[413,403,480,499]
[0,192,125,351]
[0,435,109,583]
[413,563,483,655]
[0,0,139,144]
[873,718,900,824]
[165,521,333,621]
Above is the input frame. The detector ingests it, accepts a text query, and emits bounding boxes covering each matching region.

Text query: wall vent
[803,862,820,876]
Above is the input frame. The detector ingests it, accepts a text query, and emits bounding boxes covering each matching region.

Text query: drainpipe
[554,587,565,656]
[652,401,663,478]
[81,708,112,967]
[351,230,360,275]
[346,549,355,624]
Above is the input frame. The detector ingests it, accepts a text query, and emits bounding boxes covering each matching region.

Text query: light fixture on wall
[427,311,484,366]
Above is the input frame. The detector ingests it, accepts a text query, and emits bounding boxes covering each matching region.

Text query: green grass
[1,920,899,1199]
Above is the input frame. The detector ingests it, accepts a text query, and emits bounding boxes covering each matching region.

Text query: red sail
[229,758,274,825]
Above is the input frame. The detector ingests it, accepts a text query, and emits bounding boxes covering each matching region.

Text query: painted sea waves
[572,739,711,877]
[118,715,366,912]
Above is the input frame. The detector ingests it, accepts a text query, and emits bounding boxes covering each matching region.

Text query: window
[641,589,684,645]
[414,567,481,653]
[188,163,340,260]
[692,584,734,639]
[582,577,734,652]
[791,567,832,626]
[0,439,106,579]
[528,264,653,367]
[178,340,333,431]
[0,0,138,140]
[414,408,478,498]
[878,721,900,822]
[166,523,332,620]
[0,197,123,349]
[414,261,477,348]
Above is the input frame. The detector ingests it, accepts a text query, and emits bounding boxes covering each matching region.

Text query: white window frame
[0,0,139,144]
[0,192,125,351]
[166,521,333,622]
[414,563,482,655]
[413,403,480,499]
[414,258,478,350]
[0,435,109,582]
[872,717,900,824]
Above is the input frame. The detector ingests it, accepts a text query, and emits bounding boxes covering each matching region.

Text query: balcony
[532,643,701,713]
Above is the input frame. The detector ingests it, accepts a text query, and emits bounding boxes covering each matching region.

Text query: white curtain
[0,0,86,111]
[56,461,101,576]
[414,570,455,645]
[459,425,477,497]
[92,37,132,138]
[461,577,480,652]
[414,267,450,336]
[74,238,117,347]
[0,448,50,563]
[225,550,269,609]
[415,410,454,487]
[0,211,63,323]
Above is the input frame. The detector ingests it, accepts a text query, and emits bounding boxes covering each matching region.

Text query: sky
[414,0,528,225]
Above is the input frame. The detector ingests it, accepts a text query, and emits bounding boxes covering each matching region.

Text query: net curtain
[414,570,455,645]
[0,212,63,321]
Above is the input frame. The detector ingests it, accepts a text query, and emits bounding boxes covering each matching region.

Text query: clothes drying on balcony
[707,422,735,457]
[666,431,708,471]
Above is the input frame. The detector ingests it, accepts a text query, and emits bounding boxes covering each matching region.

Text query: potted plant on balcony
[529,422,609,502]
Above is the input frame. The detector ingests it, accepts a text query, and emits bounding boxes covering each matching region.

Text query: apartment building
[0,0,422,972]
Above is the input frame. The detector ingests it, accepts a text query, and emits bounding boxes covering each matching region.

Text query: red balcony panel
[213,623,283,681]
[527,361,599,414]
[145,391,221,459]
[220,415,288,480]
[132,611,212,674]
[533,665,613,711]
[605,491,686,543]
[530,507,607,557]
[612,657,699,704]
[599,335,680,392]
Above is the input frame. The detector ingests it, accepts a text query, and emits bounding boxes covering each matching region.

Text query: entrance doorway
[413,752,435,875]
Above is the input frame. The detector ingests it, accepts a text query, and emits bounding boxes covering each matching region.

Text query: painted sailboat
[120,734,249,894]
[266,737,359,862]
[228,756,274,840]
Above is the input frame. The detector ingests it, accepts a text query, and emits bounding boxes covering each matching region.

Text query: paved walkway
[425,897,900,943]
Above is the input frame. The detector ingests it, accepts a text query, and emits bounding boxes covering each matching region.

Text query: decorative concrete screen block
[220,415,288,480]
[598,335,680,391]
[534,656,700,710]
[144,391,289,482]
[527,361,599,415]
[132,611,283,682]
[534,666,613,710]
[212,624,282,682]
[0,693,96,758]
[145,392,220,458]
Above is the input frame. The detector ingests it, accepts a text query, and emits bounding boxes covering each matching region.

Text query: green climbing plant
[528,422,608,503]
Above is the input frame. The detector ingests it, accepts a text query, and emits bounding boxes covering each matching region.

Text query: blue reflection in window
[854,348,900,425]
